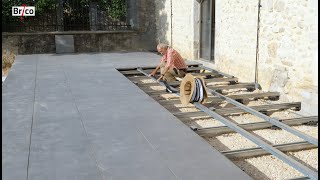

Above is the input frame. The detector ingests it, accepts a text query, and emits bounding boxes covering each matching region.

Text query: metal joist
[157,91,280,105]
[136,67,318,180]
[135,77,239,86]
[207,88,318,147]
[145,83,257,95]
[121,66,202,75]
[199,65,234,78]
[222,141,317,159]
[196,116,318,137]
[173,102,301,118]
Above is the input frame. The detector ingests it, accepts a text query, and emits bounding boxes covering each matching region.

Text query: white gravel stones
[233,155,304,180]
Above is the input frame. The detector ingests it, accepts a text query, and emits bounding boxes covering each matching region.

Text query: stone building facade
[2,0,318,115]
[154,0,318,115]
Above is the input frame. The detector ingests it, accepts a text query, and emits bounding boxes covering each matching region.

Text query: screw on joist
[204,75,213,79]
[303,121,318,126]
[235,99,244,104]
[271,125,282,130]
[260,110,272,116]
[268,96,280,101]
[190,126,198,131]
[247,87,255,92]
[229,81,238,85]
[271,119,283,130]
[209,106,216,111]
[294,106,301,111]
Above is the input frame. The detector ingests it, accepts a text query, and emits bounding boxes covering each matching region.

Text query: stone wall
[258,0,318,115]
[214,0,258,83]
[2,32,145,54]
[153,0,318,115]
[213,0,318,115]
[154,0,196,59]
[171,0,196,58]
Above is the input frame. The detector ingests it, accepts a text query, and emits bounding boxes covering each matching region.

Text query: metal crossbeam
[174,102,301,118]
[136,67,318,180]
[121,66,202,75]
[288,177,311,180]
[207,83,256,90]
[136,77,238,86]
[117,63,201,71]
[207,88,318,147]
[157,92,280,104]
[199,65,234,78]
[222,141,317,159]
[145,83,257,94]
[196,116,318,136]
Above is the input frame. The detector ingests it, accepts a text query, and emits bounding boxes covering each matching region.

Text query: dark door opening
[200,0,215,62]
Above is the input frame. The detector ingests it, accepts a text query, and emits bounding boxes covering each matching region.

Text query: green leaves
[3,0,127,31]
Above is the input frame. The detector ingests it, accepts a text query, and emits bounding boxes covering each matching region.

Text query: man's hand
[148,71,156,77]
[157,75,164,82]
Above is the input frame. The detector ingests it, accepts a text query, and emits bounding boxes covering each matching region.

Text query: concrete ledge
[2,30,138,36]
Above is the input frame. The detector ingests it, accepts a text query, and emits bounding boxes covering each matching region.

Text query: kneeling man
[149,43,187,82]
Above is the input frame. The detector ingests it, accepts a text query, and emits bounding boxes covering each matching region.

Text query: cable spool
[180,73,208,105]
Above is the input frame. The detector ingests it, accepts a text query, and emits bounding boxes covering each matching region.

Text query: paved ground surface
[2,52,252,180]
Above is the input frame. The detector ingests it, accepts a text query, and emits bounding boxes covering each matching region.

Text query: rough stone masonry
[153,0,318,115]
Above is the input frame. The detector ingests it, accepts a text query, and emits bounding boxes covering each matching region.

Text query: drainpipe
[198,0,204,59]
[254,0,262,90]
[170,0,173,47]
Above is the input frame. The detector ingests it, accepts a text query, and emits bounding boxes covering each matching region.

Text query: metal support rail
[196,116,318,137]
[222,141,316,159]
[200,65,262,90]
[207,88,318,146]
[136,67,318,180]
[199,65,234,78]
[196,65,317,146]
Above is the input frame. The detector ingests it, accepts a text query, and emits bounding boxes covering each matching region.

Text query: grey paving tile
[27,62,101,180]
[3,53,252,180]
[2,56,37,180]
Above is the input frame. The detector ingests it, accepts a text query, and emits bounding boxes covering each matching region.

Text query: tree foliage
[2,0,127,25]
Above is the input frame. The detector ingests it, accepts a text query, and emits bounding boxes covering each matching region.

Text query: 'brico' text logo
[12,5,35,16]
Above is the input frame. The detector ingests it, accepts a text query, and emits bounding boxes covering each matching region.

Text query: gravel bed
[150,85,166,91]
[206,125,318,151]
[287,149,318,170]
[185,118,225,128]
[206,133,259,151]
[233,148,318,180]
[194,118,225,127]
[233,155,304,180]
[228,113,266,124]
[140,78,155,84]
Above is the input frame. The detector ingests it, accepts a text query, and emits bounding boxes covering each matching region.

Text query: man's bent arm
[150,64,161,76]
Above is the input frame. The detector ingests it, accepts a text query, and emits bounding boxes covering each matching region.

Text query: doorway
[200,0,215,62]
